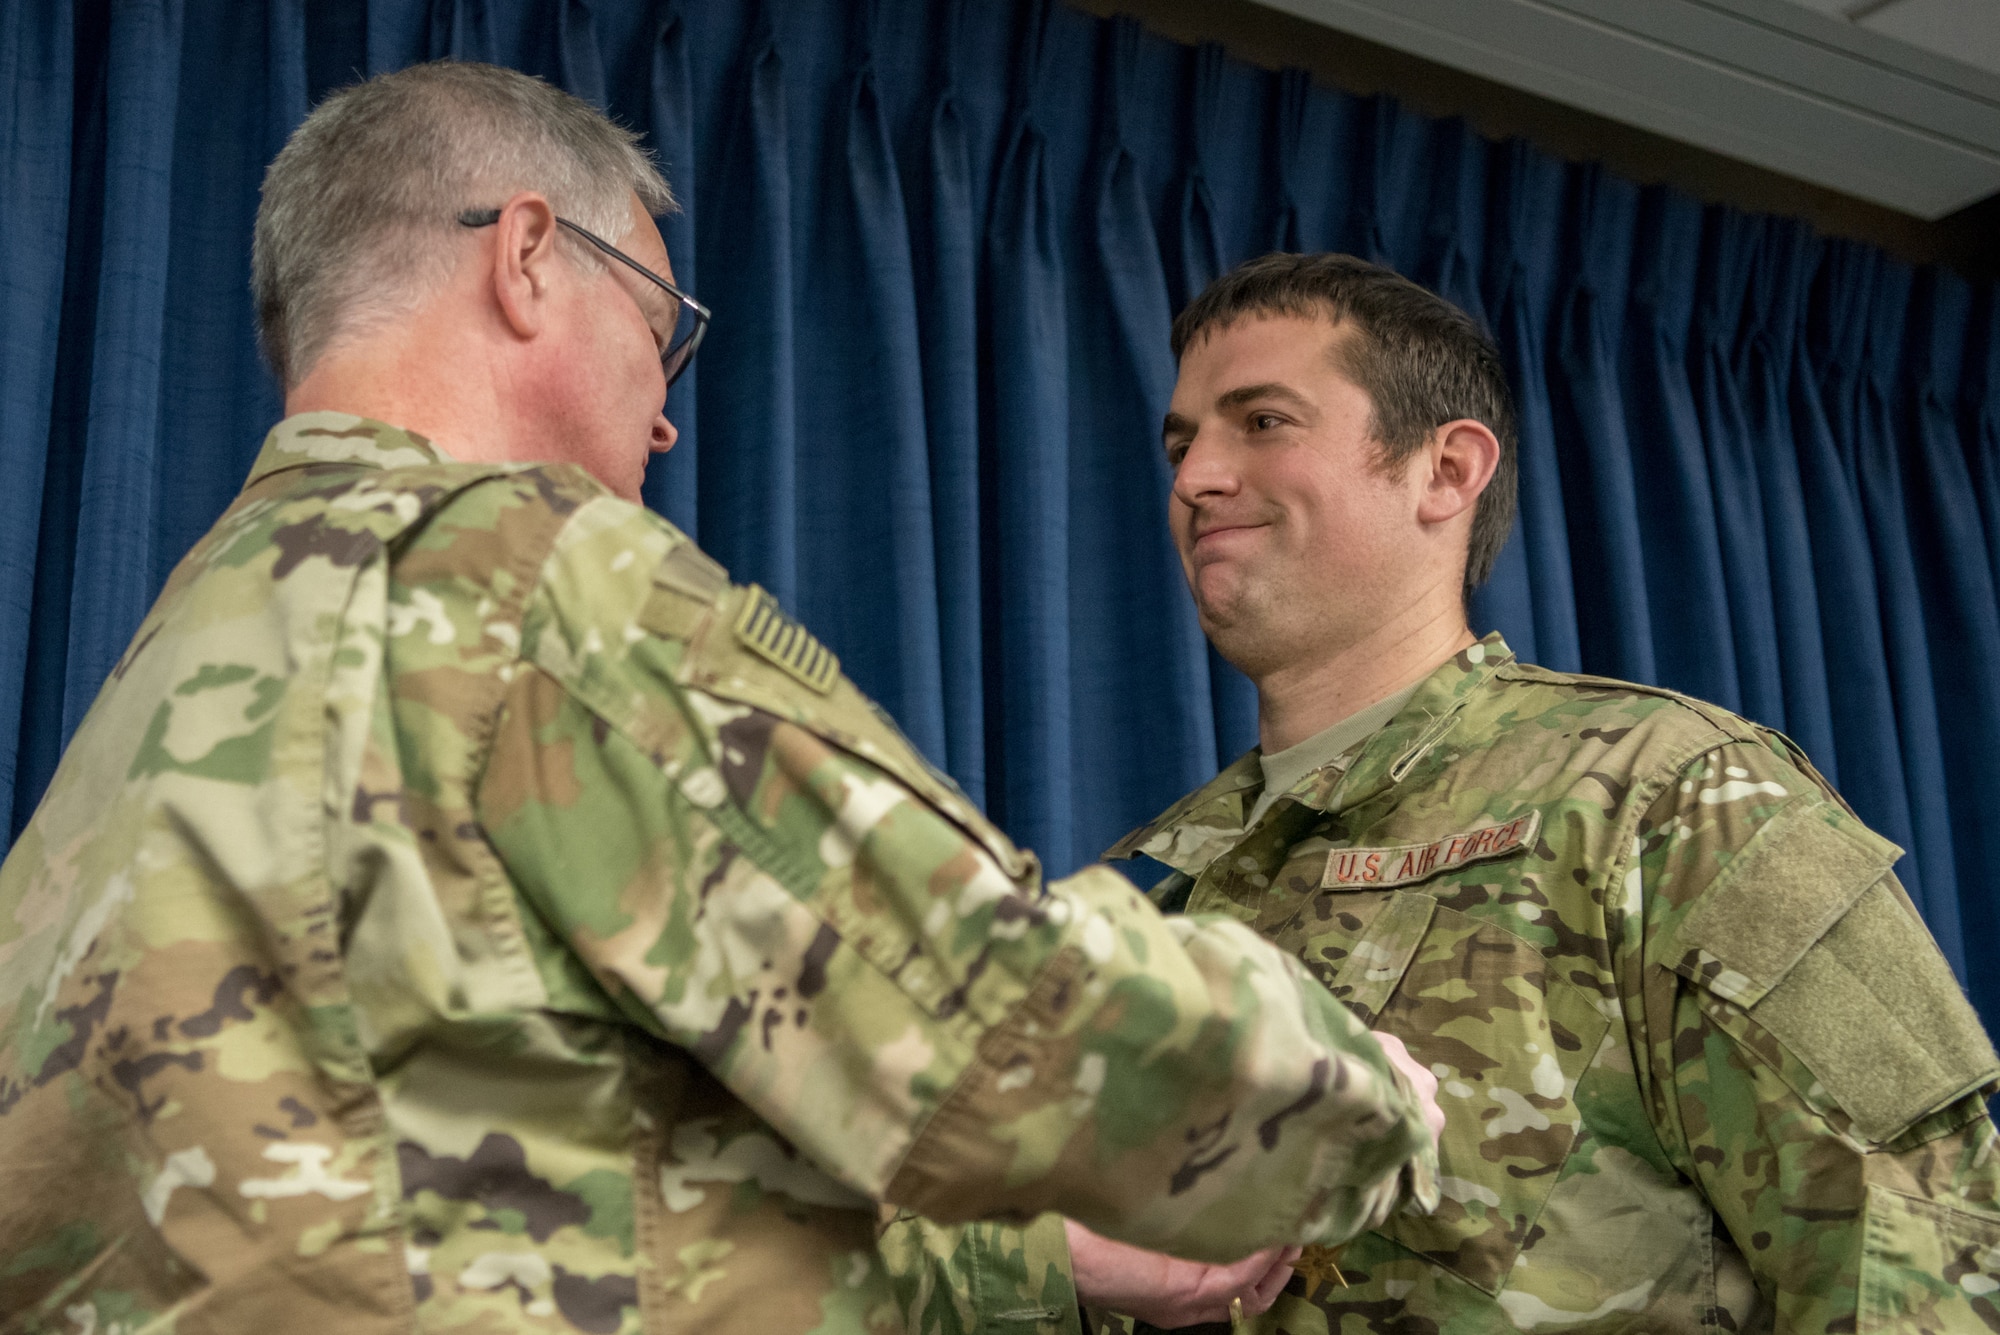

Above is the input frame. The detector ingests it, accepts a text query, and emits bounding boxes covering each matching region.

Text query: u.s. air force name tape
[1322,809,1541,889]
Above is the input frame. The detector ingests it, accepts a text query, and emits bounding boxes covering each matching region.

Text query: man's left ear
[1415,419,1500,525]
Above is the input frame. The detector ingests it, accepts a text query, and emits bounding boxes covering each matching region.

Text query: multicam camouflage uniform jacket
[1089,636,2000,1333]
[0,414,1437,1335]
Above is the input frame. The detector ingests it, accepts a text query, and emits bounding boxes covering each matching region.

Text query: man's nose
[651,411,678,454]
[1172,429,1237,503]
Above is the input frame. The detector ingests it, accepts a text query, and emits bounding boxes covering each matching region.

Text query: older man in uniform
[909,251,2000,1332]
[0,71,1446,1334]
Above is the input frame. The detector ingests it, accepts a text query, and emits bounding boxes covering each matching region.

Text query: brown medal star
[1294,1243,1349,1299]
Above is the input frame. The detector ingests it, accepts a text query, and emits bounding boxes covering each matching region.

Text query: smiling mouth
[1192,523,1267,547]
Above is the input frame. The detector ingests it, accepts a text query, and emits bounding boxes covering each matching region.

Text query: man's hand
[1064,1219,1300,1328]
[1063,1032,1438,1328]
[1372,1029,1446,1144]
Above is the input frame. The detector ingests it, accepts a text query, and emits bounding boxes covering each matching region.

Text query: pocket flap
[1669,798,1900,1008]
[1327,890,1436,1025]
[1669,799,1995,1143]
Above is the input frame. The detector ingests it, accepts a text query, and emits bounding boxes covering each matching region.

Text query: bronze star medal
[1295,1243,1349,1299]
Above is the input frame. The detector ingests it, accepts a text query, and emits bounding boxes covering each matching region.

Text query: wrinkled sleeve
[474,501,1436,1265]
[1633,740,2000,1331]
[876,1210,1081,1335]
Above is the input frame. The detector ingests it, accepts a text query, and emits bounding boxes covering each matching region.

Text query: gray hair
[253,61,674,388]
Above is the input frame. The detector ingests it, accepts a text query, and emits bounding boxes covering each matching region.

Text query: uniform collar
[245,412,450,488]
[1104,633,1516,873]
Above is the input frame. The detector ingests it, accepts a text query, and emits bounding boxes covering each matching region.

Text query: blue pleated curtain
[3,0,1997,1026]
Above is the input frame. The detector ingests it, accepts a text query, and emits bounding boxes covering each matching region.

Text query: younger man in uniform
[1080,251,2000,1331]
[907,252,2000,1332]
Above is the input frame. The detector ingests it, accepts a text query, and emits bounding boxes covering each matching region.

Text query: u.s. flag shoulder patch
[734,585,840,694]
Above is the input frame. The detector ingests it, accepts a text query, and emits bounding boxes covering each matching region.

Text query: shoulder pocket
[649,581,1030,881]
[1671,800,1998,1142]
[1669,796,1896,1008]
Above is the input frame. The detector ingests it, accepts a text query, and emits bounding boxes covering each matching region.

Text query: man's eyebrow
[1215,382,1311,413]
[1162,383,1314,446]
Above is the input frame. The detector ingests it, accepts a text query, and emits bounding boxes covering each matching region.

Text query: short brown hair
[1171,253,1518,596]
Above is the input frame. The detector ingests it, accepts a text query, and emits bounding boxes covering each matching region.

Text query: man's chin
[1192,585,1293,667]
[1193,599,1254,652]
[1190,571,1256,630]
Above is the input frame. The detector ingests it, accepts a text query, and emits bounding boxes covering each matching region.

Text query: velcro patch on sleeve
[1672,799,1996,1142]
[1322,810,1540,890]
[733,584,839,695]
[1672,798,1900,1008]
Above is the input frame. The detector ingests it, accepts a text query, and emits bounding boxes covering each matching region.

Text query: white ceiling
[1253,0,2000,218]
[1783,0,2000,78]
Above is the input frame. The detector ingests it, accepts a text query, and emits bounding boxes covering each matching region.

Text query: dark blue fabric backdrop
[4,0,1997,1026]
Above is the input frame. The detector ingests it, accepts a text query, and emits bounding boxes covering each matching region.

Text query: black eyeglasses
[458,207,710,392]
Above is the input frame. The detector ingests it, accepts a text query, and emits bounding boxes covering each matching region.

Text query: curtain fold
[1691,210,1777,722]
[982,0,1074,869]
[3,0,1995,1023]
[1169,43,1227,312]
[697,0,797,605]
[1552,170,1654,684]
[0,0,73,830]
[1449,144,1536,662]
[1967,298,2000,600]
[66,0,184,738]
[794,0,946,761]
[1485,145,1578,672]
[1789,239,1923,914]
[155,0,297,591]
[1735,219,1838,779]
[1813,251,1960,955]
[1905,268,2000,1016]
[557,0,605,108]
[1268,68,1310,254]
[1066,15,1218,846]
[1623,192,1739,713]
[908,0,986,805]
[429,0,497,64]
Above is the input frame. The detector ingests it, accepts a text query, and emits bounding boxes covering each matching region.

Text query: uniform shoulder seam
[1494,662,1763,744]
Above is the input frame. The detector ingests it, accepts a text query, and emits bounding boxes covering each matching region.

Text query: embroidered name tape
[734,585,840,694]
[1322,810,1541,889]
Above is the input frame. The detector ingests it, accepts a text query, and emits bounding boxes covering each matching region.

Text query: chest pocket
[1279,875,1610,1296]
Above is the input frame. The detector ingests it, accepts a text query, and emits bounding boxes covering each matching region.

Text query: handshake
[1062,1032,1445,1330]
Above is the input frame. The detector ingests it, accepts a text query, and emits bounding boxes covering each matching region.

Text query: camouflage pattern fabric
[877,1211,1081,1335]
[1071,635,2000,1334]
[0,413,1437,1335]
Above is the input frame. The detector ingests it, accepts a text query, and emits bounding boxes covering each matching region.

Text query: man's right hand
[1064,1219,1300,1328]
[1372,1030,1446,1145]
